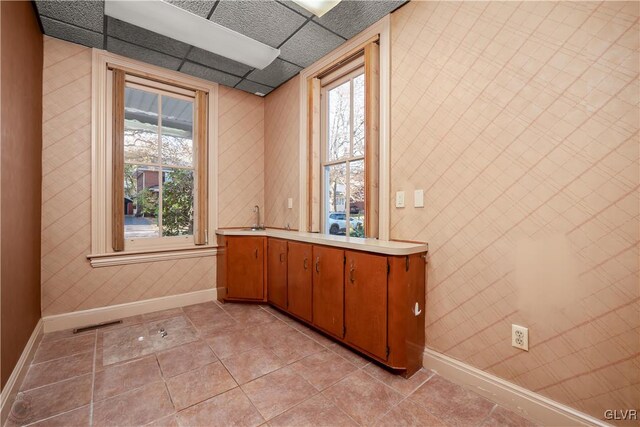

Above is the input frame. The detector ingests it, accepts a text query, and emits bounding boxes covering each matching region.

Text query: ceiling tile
[165,0,216,18]
[107,17,190,58]
[107,37,183,70]
[186,47,252,77]
[41,17,104,49]
[180,62,242,87]
[279,21,344,68]
[35,0,104,33]
[210,1,306,48]
[314,0,405,39]
[236,80,274,96]
[277,0,314,17]
[246,59,302,88]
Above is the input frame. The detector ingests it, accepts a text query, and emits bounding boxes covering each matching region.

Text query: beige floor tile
[166,361,237,410]
[241,366,317,420]
[222,346,285,384]
[32,334,95,364]
[176,388,264,427]
[372,398,449,426]
[269,394,357,427]
[289,350,357,391]
[6,374,92,427]
[268,331,325,364]
[479,406,537,427]
[93,355,162,402]
[205,328,263,359]
[323,370,403,425]
[157,340,218,378]
[326,342,370,368]
[21,351,94,391]
[363,364,433,396]
[410,375,495,425]
[92,382,174,427]
[27,405,91,427]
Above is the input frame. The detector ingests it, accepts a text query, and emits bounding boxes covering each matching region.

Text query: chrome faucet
[253,205,263,230]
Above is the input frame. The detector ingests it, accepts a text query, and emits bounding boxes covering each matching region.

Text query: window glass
[123,85,195,241]
[161,96,193,168]
[327,80,350,161]
[124,87,159,164]
[322,69,366,237]
[324,163,346,235]
[353,74,365,157]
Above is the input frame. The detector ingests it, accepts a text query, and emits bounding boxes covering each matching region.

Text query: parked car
[328,212,362,235]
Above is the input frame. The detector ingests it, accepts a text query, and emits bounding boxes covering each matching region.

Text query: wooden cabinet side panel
[344,251,388,360]
[226,236,265,300]
[216,234,227,302]
[388,253,426,376]
[312,245,345,338]
[287,241,313,322]
[267,238,288,309]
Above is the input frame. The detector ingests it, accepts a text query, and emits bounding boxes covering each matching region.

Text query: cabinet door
[226,236,265,300]
[312,245,344,338]
[267,238,287,309]
[344,250,388,360]
[287,241,312,322]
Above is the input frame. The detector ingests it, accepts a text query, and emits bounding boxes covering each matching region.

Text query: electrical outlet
[512,324,529,351]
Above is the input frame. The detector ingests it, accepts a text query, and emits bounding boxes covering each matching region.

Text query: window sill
[87,245,219,268]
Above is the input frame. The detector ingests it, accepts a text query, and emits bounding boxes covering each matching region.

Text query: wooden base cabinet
[267,239,287,309]
[287,241,313,322]
[217,233,426,377]
[312,246,345,339]
[344,251,388,361]
[217,235,267,302]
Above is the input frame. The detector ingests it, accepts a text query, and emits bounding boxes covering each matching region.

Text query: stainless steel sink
[242,227,266,231]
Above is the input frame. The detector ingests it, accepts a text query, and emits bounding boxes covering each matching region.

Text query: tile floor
[6,302,538,427]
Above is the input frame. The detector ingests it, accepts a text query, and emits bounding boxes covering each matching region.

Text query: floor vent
[73,319,123,333]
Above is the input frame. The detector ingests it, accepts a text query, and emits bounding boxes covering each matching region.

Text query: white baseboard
[1,320,43,426]
[42,288,219,333]
[423,348,611,427]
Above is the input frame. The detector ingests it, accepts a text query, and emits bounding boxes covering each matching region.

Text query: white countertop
[215,229,428,256]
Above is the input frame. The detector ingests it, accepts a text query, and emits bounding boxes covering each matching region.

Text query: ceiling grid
[35,0,406,95]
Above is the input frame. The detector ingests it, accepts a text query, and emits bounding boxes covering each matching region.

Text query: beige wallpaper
[264,76,300,230]
[41,37,264,316]
[218,85,265,228]
[390,1,639,423]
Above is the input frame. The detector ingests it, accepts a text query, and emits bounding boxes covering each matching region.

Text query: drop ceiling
[34,0,406,96]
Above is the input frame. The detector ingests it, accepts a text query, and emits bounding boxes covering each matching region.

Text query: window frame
[320,66,366,235]
[89,49,218,265]
[301,22,388,239]
[121,79,197,250]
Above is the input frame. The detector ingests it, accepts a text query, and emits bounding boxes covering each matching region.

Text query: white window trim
[298,15,391,240]
[89,49,219,266]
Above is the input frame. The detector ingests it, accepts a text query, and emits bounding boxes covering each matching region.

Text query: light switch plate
[287,198,293,209]
[396,191,405,208]
[414,189,424,207]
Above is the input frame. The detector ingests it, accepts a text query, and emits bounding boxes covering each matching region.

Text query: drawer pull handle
[349,265,355,283]
[315,257,320,273]
[255,248,258,259]
[280,253,285,262]
[303,258,308,270]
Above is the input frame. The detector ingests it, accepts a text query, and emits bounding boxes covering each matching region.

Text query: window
[307,40,380,238]
[321,69,366,236]
[90,49,217,265]
[123,85,195,242]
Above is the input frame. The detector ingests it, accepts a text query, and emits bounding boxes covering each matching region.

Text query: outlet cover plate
[512,324,529,351]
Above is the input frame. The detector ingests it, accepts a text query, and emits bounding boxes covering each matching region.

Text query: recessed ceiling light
[291,0,341,17]
[105,0,280,70]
